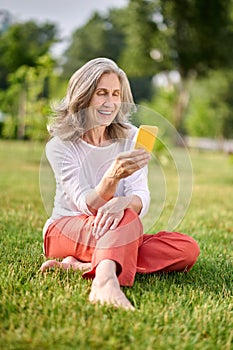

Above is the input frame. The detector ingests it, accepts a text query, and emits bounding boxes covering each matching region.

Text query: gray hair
[48,57,136,141]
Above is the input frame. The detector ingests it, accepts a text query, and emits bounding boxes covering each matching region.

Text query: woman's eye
[96,90,120,97]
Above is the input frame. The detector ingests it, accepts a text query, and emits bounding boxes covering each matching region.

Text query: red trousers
[44,209,200,286]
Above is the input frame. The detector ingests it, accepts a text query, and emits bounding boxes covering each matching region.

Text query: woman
[41,57,200,310]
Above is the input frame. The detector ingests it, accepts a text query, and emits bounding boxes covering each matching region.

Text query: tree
[118,0,166,77]
[156,0,233,131]
[185,70,233,139]
[61,2,172,100]
[0,21,58,89]
[62,10,125,78]
[161,0,233,77]
[0,55,55,140]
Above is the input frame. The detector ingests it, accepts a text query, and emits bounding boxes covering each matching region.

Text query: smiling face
[87,72,121,130]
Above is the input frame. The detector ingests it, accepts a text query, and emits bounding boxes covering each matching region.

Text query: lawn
[0,140,232,350]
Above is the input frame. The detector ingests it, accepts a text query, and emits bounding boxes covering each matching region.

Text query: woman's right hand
[105,148,151,180]
[87,149,150,215]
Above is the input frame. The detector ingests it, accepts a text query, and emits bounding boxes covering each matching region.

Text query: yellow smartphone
[134,125,158,153]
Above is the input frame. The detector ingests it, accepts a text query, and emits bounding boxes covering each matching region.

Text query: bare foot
[61,256,91,272]
[40,259,61,272]
[89,260,135,311]
[40,256,91,273]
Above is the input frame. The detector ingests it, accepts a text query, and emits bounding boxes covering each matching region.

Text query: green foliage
[61,1,171,82]
[0,55,56,140]
[161,0,233,77]
[0,19,59,141]
[118,0,160,77]
[1,115,17,139]
[61,0,233,81]
[0,21,58,89]
[49,75,67,101]
[142,86,178,124]
[62,10,125,78]
[25,100,51,141]
[2,1,233,139]
[0,141,232,349]
[185,70,233,138]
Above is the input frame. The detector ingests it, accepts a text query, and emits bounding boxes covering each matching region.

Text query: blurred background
[0,0,233,152]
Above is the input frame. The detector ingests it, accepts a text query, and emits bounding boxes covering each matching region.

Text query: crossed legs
[40,256,135,309]
[41,210,200,310]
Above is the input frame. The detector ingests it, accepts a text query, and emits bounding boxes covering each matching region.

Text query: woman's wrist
[126,195,143,214]
[108,195,142,215]
[86,175,119,214]
[96,175,119,201]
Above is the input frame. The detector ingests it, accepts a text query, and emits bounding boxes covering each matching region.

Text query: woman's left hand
[92,197,131,239]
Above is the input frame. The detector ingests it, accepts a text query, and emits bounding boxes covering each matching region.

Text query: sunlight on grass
[0,141,232,350]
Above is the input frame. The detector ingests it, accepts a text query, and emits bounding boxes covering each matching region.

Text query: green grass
[0,140,232,350]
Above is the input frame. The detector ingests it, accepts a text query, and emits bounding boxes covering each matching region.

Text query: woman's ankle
[95,259,118,284]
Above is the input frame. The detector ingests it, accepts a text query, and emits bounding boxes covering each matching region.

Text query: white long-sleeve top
[43,124,150,235]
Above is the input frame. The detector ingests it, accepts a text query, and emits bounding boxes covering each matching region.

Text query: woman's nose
[103,97,115,106]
